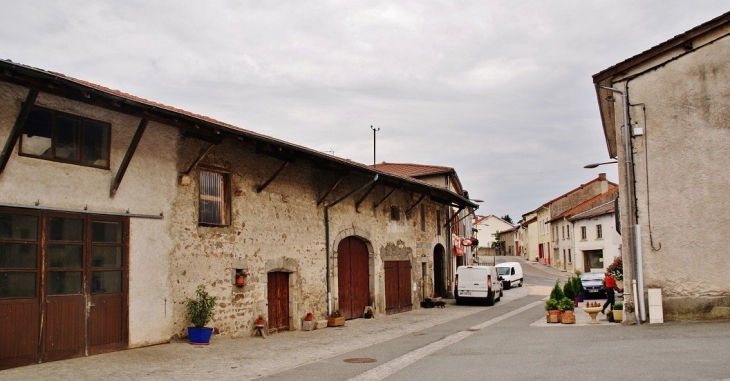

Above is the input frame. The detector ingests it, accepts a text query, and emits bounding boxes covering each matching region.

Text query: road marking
[347,300,544,381]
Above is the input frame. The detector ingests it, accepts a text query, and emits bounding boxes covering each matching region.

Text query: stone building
[0,59,476,369]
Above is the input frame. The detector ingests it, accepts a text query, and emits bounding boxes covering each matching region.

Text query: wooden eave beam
[110,118,148,197]
[372,187,399,209]
[182,143,216,175]
[354,182,379,210]
[317,176,345,206]
[405,194,427,216]
[445,206,466,229]
[256,160,290,193]
[0,88,38,176]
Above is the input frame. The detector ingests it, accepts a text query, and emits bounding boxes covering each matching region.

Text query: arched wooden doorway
[337,236,370,320]
[433,245,446,298]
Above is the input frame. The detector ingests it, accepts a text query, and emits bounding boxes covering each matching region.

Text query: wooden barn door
[337,237,369,319]
[384,260,412,315]
[433,245,445,298]
[267,272,289,333]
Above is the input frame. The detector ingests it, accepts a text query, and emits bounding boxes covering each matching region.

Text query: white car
[454,265,503,306]
[495,262,524,289]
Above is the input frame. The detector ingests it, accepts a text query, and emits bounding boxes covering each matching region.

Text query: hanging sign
[461,239,473,247]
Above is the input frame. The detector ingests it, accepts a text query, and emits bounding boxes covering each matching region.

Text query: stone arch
[331,226,378,316]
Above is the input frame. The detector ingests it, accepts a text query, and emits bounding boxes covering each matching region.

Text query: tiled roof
[370,162,454,178]
[568,200,616,221]
[549,186,618,223]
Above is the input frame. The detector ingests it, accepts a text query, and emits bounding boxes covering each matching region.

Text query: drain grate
[344,358,377,364]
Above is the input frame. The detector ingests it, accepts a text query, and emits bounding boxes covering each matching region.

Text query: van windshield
[496,267,510,275]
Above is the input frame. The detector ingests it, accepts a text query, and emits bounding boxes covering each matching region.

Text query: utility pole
[371,125,380,166]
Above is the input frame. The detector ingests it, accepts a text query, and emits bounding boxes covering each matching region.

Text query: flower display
[606,256,623,281]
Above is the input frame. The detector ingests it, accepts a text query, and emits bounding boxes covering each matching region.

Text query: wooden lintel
[0,89,39,176]
[317,176,344,206]
[405,194,427,216]
[256,161,290,193]
[354,182,379,210]
[110,118,148,197]
[372,187,398,209]
[183,143,216,175]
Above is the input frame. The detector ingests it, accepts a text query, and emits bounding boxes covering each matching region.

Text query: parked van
[495,262,524,289]
[454,266,503,305]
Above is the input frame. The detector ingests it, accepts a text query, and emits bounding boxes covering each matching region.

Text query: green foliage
[549,279,564,301]
[563,279,576,300]
[501,215,513,224]
[613,302,624,311]
[559,297,575,311]
[186,285,217,328]
[544,298,560,311]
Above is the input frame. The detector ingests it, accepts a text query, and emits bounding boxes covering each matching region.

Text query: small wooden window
[581,226,587,240]
[20,106,111,168]
[199,170,230,226]
[390,206,400,221]
[596,224,603,239]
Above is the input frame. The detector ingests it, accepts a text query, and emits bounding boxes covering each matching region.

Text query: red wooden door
[267,272,289,333]
[384,260,412,315]
[337,237,369,319]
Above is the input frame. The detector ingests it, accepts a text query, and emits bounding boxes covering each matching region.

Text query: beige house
[568,200,622,274]
[473,214,514,250]
[593,11,730,322]
[0,60,477,369]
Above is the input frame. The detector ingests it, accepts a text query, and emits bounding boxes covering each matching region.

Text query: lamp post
[584,161,618,169]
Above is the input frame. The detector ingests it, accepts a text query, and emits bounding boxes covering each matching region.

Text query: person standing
[602,273,616,315]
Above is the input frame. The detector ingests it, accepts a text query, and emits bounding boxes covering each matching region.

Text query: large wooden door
[337,237,369,319]
[384,260,412,315]
[267,272,289,333]
[433,245,445,298]
[0,208,128,370]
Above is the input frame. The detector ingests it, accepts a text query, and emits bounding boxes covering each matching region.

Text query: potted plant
[186,284,217,344]
[544,298,561,323]
[563,277,577,305]
[235,269,251,287]
[582,300,603,324]
[612,302,624,322]
[327,310,345,327]
[559,297,576,324]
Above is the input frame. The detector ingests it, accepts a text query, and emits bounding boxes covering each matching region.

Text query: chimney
[599,173,608,192]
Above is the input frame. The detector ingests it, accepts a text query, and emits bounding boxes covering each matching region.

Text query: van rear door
[457,267,489,298]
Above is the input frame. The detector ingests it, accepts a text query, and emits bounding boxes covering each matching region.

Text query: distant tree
[501,215,513,224]
[491,231,501,249]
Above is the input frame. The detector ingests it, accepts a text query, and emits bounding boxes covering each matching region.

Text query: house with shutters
[0,59,477,369]
[592,11,730,321]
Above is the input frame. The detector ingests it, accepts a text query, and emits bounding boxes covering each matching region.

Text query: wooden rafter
[256,160,290,193]
[372,187,398,209]
[354,182,379,210]
[317,176,344,206]
[110,118,148,197]
[0,89,38,176]
[405,194,427,216]
[183,143,216,175]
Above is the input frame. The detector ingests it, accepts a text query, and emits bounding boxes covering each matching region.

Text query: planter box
[546,310,562,323]
[327,316,346,327]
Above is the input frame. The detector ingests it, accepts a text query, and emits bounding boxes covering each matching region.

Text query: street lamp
[584,161,618,169]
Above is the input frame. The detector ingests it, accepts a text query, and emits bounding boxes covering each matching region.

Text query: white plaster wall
[613,34,730,298]
[573,214,620,273]
[0,82,178,347]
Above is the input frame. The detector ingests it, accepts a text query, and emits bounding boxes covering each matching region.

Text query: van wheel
[455,297,462,305]
[486,292,495,306]
[518,278,523,287]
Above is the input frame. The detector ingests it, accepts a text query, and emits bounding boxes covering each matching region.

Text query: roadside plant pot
[613,309,623,322]
[546,309,562,323]
[188,327,214,345]
[561,310,576,324]
[235,276,245,287]
[305,312,313,321]
[256,317,265,327]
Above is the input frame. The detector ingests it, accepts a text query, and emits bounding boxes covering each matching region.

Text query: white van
[454,266,503,305]
[495,262,524,289]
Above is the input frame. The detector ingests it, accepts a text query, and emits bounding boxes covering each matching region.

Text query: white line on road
[347,300,544,381]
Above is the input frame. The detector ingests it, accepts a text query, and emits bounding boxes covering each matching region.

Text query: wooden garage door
[384,260,412,315]
[267,271,289,333]
[0,208,128,370]
[337,237,369,320]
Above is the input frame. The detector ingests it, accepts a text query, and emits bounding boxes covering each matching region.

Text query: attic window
[199,169,230,226]
[20,106,110,168]
[390,206,400,221]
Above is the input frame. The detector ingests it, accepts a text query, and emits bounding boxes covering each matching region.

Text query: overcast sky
[2,1,727,221]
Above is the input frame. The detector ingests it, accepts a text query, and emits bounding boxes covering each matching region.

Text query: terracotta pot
[235,276,245,287]
[546,309,562,323]
[256,318,265,327]
[561,310,576,324]
[305,312,313,321]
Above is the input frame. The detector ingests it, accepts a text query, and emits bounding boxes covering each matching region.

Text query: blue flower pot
[188,327,214,345]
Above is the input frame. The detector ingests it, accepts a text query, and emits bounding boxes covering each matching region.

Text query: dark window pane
[48,217,83,242]
[20,108,53,157]
[0,243,37,268]
[47,271,82,295]
[92,247,121,268]
[82,120,110,166]
[55,116,80,160]
[0,214,38,240]
[91,271,122,293]
[92,221,121,243]
[0,272,36,298]
[48,245,83,268]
